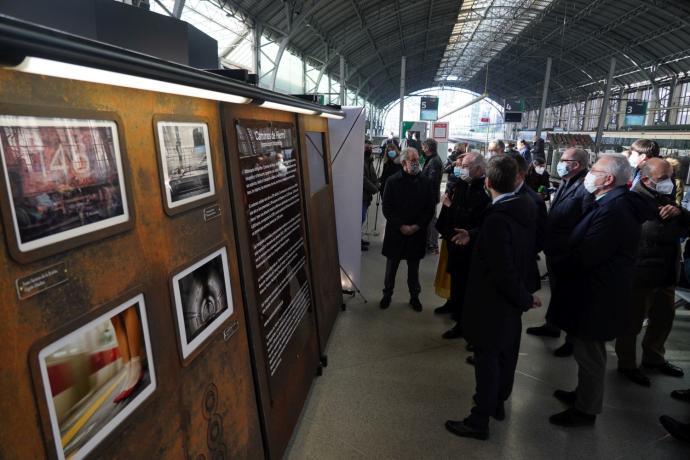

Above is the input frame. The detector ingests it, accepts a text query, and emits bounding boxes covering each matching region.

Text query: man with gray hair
[547,153,651,427]
[435,152,491,340]
[380,147,436,311]
[487,140,505,157]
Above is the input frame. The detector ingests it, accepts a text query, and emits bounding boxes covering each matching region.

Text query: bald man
[615,158,690,387]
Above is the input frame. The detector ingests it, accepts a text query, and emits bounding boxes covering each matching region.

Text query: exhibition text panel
[235,120,312,378]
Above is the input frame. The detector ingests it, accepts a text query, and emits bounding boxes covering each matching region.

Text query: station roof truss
[196,0,690,109]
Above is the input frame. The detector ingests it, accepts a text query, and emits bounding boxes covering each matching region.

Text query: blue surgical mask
[556,161,570,178]
[453,166,462,177]
[387,150,396,159]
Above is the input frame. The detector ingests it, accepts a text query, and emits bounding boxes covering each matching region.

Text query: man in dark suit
[434,152,491,339]
[508,152,547,294]
[547,153,651,426]
[445,156,541,440]
[380,147,436,311]
[526,147,590,358]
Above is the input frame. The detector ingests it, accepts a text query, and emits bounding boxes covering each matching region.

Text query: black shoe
[410,297,423,312]
[553,389,577,406]
[671,389,690,402]
[361,239,370,246]
[554,342,574,357]
[434,303,453,315]
[444,419,488,440]
[442,324,463,339]
[379,295,391,310]
[642,361,685,377]
[361,244,369,251]
[465,343,475,352]
[660,415,690,442]
[466,355,475,366]
[549,408,596,427]
[618,368,651,387]
[526,324,560,338]
[472,395,505,421]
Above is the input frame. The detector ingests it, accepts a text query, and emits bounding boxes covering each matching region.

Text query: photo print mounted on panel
[0,108,133,263]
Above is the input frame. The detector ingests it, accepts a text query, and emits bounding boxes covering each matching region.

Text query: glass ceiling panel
[435,0,554,84]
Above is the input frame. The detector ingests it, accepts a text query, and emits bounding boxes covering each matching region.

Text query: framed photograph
[0,108,133,263]
[171,246,234,363]
[31,292,156,460]
[154,116,216,216]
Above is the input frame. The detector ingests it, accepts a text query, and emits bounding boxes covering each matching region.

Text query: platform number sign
[504,98,524,123]
[624,100,647,126]
[420,96,439,121]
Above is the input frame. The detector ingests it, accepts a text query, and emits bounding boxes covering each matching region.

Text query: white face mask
[652,178,674,195]
[535,166,546,175]
[628,152,640,168]
[584,171,605,194]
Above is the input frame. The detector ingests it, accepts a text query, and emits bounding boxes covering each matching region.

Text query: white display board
[329,107,365,292]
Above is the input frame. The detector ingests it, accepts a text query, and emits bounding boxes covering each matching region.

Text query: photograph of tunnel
[36,293,156,460]
[155,121,215,212]
[0,115,129,254]
[171,247,234,361]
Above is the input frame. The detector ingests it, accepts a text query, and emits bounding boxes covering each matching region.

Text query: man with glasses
[527,148,590,358]
[380,147,436,312]
[547,153,650,427]
[616,158,688,386]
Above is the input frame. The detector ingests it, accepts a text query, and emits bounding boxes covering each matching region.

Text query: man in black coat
[380,147,436,312]
[527,147,591,358]
[509,152,547,294]
[422,138,444,253]
[547,153,651,427]
[434,152,491,340]
[616,158,689,386]
[445,156,541,441]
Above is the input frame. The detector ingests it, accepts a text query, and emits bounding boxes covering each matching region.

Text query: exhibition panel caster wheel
[341,303,347,311]
[320,355,328,367]
[316,365,323,376]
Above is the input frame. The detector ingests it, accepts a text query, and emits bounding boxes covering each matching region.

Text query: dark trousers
[449,263,471,323]
[615,285,675,369]
[572,336,606,415]
[467,321,521,429]
[383,257,421,298]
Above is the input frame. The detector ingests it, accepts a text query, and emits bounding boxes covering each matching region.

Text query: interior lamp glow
[259,100,318,115]
[9,57,251,104]
[320,112,344,119]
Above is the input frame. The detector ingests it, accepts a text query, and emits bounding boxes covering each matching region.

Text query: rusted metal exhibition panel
[220,104,321,459]
[0,69,264,460]
[297,114,343,353]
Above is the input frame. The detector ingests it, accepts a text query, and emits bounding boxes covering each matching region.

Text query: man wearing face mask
[526,158,551,201]
[380,147,436,311]
[434,152,491,340]
[615,158,689,386]
[628,139,660,187]
[547,153,652,427]
[526,148,591,358]
[422,138,444,254]
[362,140,380,251]
[444,144,466,192]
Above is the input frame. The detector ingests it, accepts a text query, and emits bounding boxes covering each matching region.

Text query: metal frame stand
[340,265,367,306]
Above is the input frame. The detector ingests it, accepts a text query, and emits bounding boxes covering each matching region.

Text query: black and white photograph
[0,114,130,257]
[171,247,234,360]
[155,121,215,213]
[35,294,156,460]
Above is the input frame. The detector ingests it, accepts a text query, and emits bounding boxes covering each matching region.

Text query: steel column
[535,56,552,140]
[399,56,406,139]
[253,23,261,76]
[595,57,616,153]
[340,55,346,106]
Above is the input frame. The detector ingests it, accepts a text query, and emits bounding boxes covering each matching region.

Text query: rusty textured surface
[297,115,344,353]
[220,104,321,460]
[0,69,264,460]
